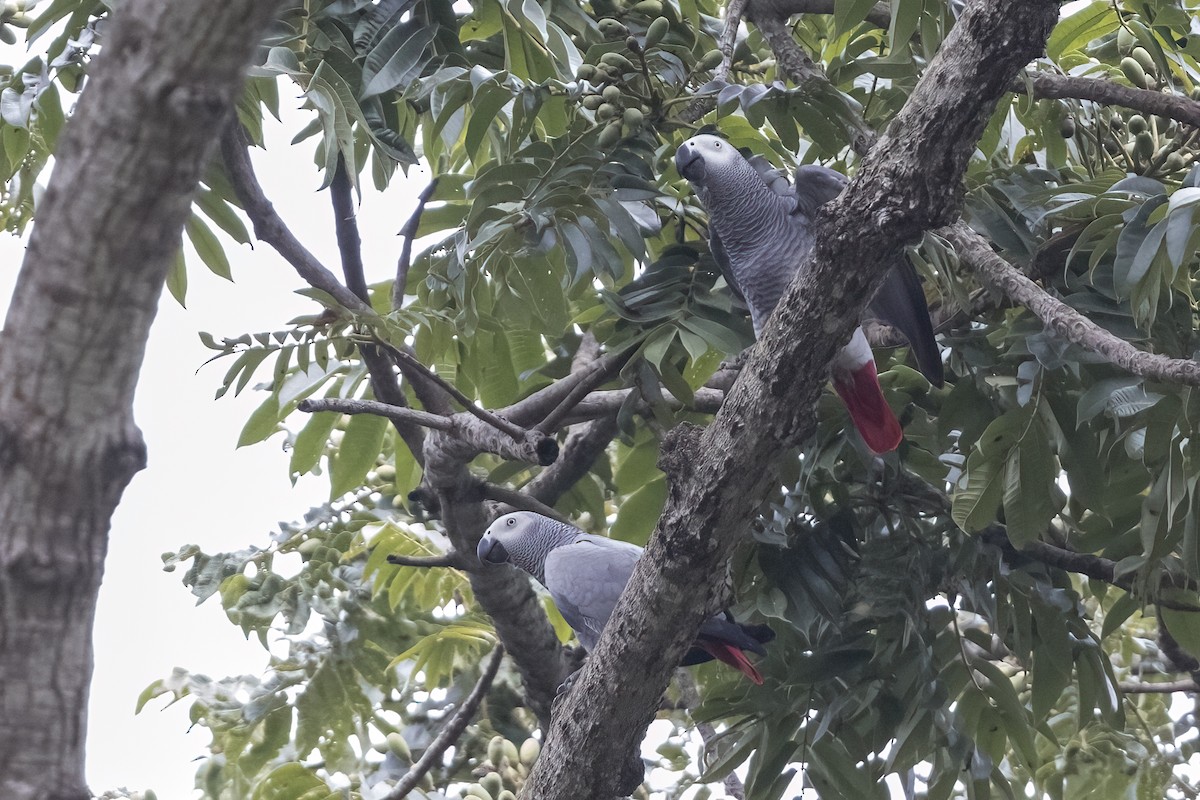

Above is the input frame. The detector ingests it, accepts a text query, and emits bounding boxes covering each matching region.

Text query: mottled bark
[0,2,283,798]
[519,0,1060,794]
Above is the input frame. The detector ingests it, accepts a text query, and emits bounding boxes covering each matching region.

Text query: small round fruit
[645,16,669,48]
[1120,56,1147,88]
[597,120,623,147]
[697,49,723,70]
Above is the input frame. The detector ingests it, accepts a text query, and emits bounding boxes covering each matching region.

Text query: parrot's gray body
[477,511,772,683]
[674,134,943,452]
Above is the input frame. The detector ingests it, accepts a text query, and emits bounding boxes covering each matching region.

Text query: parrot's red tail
[699,641,764,685]
[832,360,902,454]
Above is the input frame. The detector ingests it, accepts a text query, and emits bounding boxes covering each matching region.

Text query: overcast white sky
[0,101,427,797]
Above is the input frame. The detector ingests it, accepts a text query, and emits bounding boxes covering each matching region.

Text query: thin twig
[384,644,506,800]
[387,551,476,570]
[373,339,532,442]
[219,125,372,314]
[393,179,438,312]
[534,344,638,433]
[297,397,453,431]
[481,482,571,524]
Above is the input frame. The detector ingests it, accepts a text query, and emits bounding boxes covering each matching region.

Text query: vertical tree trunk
[0,2,282,797]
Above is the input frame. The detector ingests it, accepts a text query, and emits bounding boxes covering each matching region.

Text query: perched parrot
[674,134,944,453]
[477,511,773,684]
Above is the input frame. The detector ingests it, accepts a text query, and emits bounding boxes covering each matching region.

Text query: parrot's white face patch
[675,134,738,185]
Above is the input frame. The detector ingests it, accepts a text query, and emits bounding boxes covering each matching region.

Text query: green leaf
[361,22,437,99]
[1113,195,1168,297]
[1160,606,1200,662]
[290,411,338,479]
[196,188,251,245]
[610,475,667,545]
[238,393,281,448]
[329,412,388,499]
[1046,1,1117,60]
[185,213,233,281]
[1002,423,1060,548]
[166,248,188,308]
[835,0,884,34]
[953,450,1005,533]
[464,80,514,163]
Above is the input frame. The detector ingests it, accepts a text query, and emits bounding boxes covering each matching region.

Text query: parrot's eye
[507,518,515,526]
[714,141,721,148]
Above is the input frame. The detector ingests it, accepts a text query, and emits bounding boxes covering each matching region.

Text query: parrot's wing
[784,163,944,386]
[789,164,849,218]
[746,153,795,197]
[708,227,746,303]
[868,259,945,387]
[544,535,641,651]
[744,154,847,219]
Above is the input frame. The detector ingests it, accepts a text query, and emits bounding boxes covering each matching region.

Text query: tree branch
[1019,71,1200,128]
[298,397,453,432]
[329,156,427,464]
[559,387,726,425]
[384,644,506,800]
[524,417,621,506]
[298,397,558,467]
[748,0,891,28]
[393,179,438,312]
[944,223,1200,387]
[715,0,748,83]
[219,127,372,315]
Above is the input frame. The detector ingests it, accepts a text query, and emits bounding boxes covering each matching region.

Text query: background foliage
[5,0,1200,797]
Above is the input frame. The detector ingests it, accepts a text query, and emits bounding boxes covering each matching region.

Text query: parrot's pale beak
[477,536,509,565]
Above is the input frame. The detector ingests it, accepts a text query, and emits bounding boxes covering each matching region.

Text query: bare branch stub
[1118,679,1200,694]
[298,397,454,432]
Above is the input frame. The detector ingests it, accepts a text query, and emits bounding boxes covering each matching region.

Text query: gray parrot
[674,134,944,453]
[477,511,773,684]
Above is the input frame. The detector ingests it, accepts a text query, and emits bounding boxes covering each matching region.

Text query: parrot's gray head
[478,511,577,584]
[675,134,785,232]
[674,134,742,189]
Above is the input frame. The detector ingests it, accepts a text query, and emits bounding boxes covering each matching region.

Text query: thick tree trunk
[519,0,1060,796]
[0,2,283,798]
